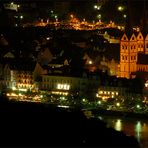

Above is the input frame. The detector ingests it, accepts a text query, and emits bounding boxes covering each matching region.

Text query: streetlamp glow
[97,6,101,10]
[97,14,101,19]
[94,5,101,10]
[123,14,127,18]
[136,104,140,109]
[116,102,120,107]
[20,15,23,19]
[98,101,101,104]
[118,6,124,11]
[94,5,98,9]
[70,14,74,18]
[89,60,92,64]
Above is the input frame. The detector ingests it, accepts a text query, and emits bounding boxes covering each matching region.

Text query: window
[147,43,148,48]
[131,56,133,60]
[122,56,124,60]
[125,56,127,60]
[122,45,124,49]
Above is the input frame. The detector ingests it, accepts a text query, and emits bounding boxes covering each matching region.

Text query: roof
[137,53,148,65]
[104,44,120,62]
[7,58,36,71]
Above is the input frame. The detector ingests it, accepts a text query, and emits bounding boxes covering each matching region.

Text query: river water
[96,115,148,148]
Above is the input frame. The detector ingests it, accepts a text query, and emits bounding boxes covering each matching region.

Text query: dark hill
[0,96,140,147]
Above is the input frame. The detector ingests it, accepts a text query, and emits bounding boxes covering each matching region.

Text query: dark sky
[0,0,148,26]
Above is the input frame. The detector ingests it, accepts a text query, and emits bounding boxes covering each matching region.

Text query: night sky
[0,0,148,25]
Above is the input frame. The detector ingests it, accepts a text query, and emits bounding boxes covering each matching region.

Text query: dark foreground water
[97,115,148,148]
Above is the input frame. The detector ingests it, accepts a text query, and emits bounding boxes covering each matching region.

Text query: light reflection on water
[114,119,122,131]
[97,116,148,148]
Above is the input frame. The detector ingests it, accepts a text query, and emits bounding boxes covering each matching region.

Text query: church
[119,31,148,79]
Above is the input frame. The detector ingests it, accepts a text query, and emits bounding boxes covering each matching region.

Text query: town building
[119,32,148,79]
[0,58,43,92]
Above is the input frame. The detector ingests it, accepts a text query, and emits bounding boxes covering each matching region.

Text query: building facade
[119,32,148,79]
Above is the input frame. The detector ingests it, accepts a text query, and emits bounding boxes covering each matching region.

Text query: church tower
[120,33,137,79]
[120,33,129,78]
[129,34,137,75]
[145,34,148,54]
[137,32,144,52]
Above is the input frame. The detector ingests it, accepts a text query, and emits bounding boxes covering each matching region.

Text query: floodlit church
[119,31,148,79]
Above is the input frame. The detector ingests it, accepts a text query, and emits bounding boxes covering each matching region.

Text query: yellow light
[82,98,86,102]
[98,101,101,104]
[12,86,16,90]
[57,84,70,90]
[118,6,124,11]
[136,104,140,109]
[94,5,97,9]
[19,88,27,92]
[99,91,103,94]
[6,93,10,96]
[70,14,74,18]
[18,93,22,96]
[20,15,23,19]
[11,2,14,5]
[89,61,92,64]
[116,102,120,107]
[123,14,127,18]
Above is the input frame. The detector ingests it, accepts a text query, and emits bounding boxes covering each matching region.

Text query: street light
[123,14,127,18]
[118,6,124,11]
[97,14,101,19]
[94,5,101,10]
[94,5,98,9]
[20,15,23,19]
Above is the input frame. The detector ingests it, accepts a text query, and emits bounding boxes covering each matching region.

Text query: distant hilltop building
[119,31,148,79]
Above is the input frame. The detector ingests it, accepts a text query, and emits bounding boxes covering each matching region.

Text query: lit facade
[119,32,148,79]
[0,60,42,92]
[40,74,99,98]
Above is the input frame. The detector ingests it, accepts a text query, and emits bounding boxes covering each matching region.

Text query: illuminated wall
[119,32,148,79]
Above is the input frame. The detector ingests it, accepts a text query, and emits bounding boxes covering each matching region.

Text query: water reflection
[135,121,142,142]
[97,115,148,148]
[114,119,122,131]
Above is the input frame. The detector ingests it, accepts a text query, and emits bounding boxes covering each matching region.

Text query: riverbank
[90,108,148,120]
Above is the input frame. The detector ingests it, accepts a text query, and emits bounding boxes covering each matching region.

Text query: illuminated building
[119,32,148,79]
[0,59,37,91]
[40,73,99,98]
